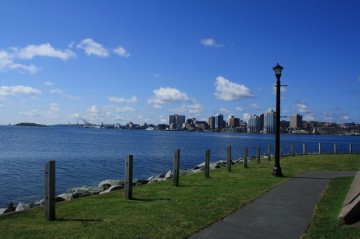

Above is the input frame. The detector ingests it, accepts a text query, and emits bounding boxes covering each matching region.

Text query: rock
[15,202,30,212]
[0,208,6,215]
[56,193,73,202]
[98,179,124,190]
[165,170,173,178]
[99,185,124,194]
[180,169,195,176]
[67,186,104,198]
[133,179,149,185]
[4,202,15,213]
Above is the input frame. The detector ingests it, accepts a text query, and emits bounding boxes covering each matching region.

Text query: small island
[15,123,47,127]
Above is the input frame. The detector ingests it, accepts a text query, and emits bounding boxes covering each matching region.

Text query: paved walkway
[189,171,356,239]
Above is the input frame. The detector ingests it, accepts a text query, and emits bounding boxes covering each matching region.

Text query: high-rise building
[290,114,302,129]
[169,114,185,130]
[214,114,225,130]
[247,115,261,133]
[264,109,276,134]
[208,116,215,130]
[228,115,240,128]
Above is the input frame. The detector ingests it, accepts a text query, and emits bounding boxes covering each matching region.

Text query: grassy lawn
[0,154,359,239]
[302,176,360,239]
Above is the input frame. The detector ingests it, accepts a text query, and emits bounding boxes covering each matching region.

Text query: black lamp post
[272,63,283,177]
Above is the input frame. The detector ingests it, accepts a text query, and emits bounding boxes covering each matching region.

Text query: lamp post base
[272,166,283,177]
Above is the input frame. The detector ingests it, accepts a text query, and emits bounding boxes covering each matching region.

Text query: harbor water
[0,125,359,208]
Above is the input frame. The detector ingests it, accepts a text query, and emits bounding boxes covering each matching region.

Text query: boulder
[15,202,30,212]
[98,179,124,190]
[165,170,173,178]
[67,186,103,198]
[99,185,124,194]
[56,193,73,202]
[133,179,149,185]
[0,208,6,215]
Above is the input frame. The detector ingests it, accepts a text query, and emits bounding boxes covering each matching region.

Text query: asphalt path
[189,171,356,239]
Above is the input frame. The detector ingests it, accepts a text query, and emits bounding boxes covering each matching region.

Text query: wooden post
[290,144,294,157]
[281,144,283,157]
[334,143,337,154]
[125,155,133,200]
[257,145,260,164]
[227,145,232,172]
[303,144,306,155]
[267,144,271,161]
[319,143,321,155]
[244,147,248,168]
[45,160,56,221]
[173,149,180,187]
[205,149,210,178]
[350,143,353,154]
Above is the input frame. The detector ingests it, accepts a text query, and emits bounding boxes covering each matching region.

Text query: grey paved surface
[189,171,356,239]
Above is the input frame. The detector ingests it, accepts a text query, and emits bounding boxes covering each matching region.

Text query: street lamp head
[273,63,284,78]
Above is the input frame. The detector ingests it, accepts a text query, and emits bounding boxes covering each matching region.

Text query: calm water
[0,125,359,208]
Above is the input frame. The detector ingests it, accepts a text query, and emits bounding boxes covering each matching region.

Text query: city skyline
[1,1,360,126]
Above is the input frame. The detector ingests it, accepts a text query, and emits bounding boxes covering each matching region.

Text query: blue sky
[1,0,359,125]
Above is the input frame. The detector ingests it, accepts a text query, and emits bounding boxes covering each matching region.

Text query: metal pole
[272,74,283,176]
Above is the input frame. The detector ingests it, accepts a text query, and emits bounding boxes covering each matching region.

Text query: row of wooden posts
[44,142,355,221]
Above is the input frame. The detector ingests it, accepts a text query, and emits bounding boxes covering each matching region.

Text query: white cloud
[148,87,189,108]
[0,85,41,98]
[220,107,231,114]
[88,105,99,114]
[214,76,255,100]
[20,103,60,118]
[113,46,130,57]
[77,38,109,57]
[109,96,137,103]
[115,106,136,113]
[14,43,75,60]
[0,50,38,74]
[250,103,262,110]
[295,102,311,113]
[235,107,244,112]
[200,38,224,47]
[50,88,63,94]
[242,113,251,122]
[70,113,81,119]
[44,81,54,87]
[178,103,203,116]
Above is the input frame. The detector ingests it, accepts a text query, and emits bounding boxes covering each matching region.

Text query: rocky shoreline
[0,156,264,215]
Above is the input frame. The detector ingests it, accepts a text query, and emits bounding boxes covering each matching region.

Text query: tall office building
[169,114,185,130]
[290,114,303,129]
[264,109,276,134]
[208,116,215,130]
[247,115,261,133]
[228,115,240,128]
[214,114,225,130]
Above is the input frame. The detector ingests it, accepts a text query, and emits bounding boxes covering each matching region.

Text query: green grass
[302,176,360,239]
[0,154,359,239]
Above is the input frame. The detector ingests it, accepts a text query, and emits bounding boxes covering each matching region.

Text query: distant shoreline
[14,123,47,127]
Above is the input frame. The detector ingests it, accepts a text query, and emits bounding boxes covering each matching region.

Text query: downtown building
[169,114,185,130]
[247,115,261,133]
[264,109,276,134]
[290,114,303,129]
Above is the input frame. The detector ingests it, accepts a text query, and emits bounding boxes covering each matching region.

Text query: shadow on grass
[130,197,171,202]
[57,218,102,222]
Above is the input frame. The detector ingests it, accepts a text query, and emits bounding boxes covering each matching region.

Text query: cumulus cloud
[109,96,137,103]
[44,81,54,87]
[177,103,204,116]
[0,50,38,74]
[115,106,136,113]
[295,102,311,113]
[20,103,60,118]
[113,46,130,57]
[214,76,255,100]
[0,85,41,98]
[77,38,109,57]
[50,88,80,100]
[148,87,189,108]
[14,43,75,60]
[87,105,99,114]
[200,38,224,47]
[250,103,262,110]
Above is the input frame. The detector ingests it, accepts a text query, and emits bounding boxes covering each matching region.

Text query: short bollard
[267,144,271,161]
[350,143,353,154]
[244,147,248,168]
[319,143,322,155]
[205,149,210,178]
[227,146,232,172]
[173,149,180,187]
[303,144,306,155]
[45,160,56,221]
[125,155,133,200]
[334,143,337,154]
[290,144,294,157]
[256,145,260,164]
